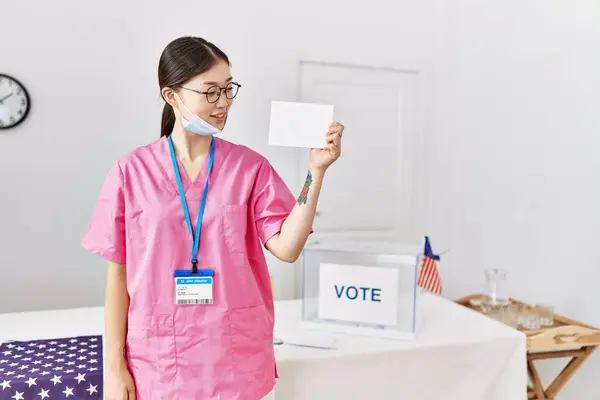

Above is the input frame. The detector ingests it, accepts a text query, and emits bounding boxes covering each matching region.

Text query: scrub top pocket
[222,205,248,254]
[154,314,177,383]
[230,304,272,374]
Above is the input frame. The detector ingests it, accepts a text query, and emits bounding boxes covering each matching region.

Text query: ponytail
[161,103,175,137]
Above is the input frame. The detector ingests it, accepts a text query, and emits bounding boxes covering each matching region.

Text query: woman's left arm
[265,122,344,262]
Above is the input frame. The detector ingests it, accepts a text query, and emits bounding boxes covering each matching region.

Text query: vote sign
[317,263,399,326]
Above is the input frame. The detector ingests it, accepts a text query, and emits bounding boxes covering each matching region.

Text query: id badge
[174,269,214,305]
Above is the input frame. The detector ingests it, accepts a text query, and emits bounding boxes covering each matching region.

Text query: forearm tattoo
[297,170,313,205]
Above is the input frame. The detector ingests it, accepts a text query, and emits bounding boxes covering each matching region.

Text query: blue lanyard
[168,135,215,274]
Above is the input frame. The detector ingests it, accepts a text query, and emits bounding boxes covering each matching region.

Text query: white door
[297,61,423,242]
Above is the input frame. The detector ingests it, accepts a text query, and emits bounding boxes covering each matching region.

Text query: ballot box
[301,237,423,340]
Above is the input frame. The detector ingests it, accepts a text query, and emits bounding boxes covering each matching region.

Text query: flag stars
[86,383,98,394]
[11,390,24,400]
[2,335,103,398]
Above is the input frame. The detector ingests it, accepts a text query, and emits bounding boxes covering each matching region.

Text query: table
[273,292,527,399]
[1,293,527,400]
[456,294,600,400]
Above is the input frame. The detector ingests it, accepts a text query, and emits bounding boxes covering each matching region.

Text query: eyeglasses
[180,82,241,104]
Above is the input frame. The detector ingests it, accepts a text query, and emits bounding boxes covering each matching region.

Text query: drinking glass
[520,308,541,330]
[535,303,555,326]
[482,268,509,311]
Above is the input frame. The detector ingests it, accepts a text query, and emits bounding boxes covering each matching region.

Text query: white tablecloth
[274,293,527,399]
[0,293,527,400]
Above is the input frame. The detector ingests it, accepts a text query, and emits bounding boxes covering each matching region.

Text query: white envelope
[268,101,334,149]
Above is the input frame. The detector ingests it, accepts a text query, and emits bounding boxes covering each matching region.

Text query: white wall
[426,1,600,398]
[1,0,599,398]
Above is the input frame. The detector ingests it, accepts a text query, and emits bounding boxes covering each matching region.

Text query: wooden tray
[455,293,600,353]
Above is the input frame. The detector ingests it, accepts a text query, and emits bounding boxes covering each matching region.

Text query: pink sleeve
[252,158,297,245]
[81,161,127,264]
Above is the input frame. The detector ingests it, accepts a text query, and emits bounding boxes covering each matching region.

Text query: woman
[81,36,344,400]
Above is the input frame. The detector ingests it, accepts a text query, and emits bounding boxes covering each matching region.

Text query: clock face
[0,74,30,130]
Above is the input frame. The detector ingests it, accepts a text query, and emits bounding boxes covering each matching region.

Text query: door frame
[295,59,431,243]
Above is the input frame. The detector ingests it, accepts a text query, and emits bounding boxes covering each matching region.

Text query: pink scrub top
[81,136,296,400]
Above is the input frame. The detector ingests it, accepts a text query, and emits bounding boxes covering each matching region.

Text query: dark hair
[159,36,230,137]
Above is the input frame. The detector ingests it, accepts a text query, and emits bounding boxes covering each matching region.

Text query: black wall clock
[0,74,31,130]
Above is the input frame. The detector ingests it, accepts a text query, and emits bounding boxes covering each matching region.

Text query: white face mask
[176,94,222,136]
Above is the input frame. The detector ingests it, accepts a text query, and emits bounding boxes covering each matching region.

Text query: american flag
[417,236,442,295]
[0,335,102,400]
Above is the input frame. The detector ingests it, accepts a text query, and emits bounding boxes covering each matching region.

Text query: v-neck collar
[156,135,221,199]
[174,149,208,187]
